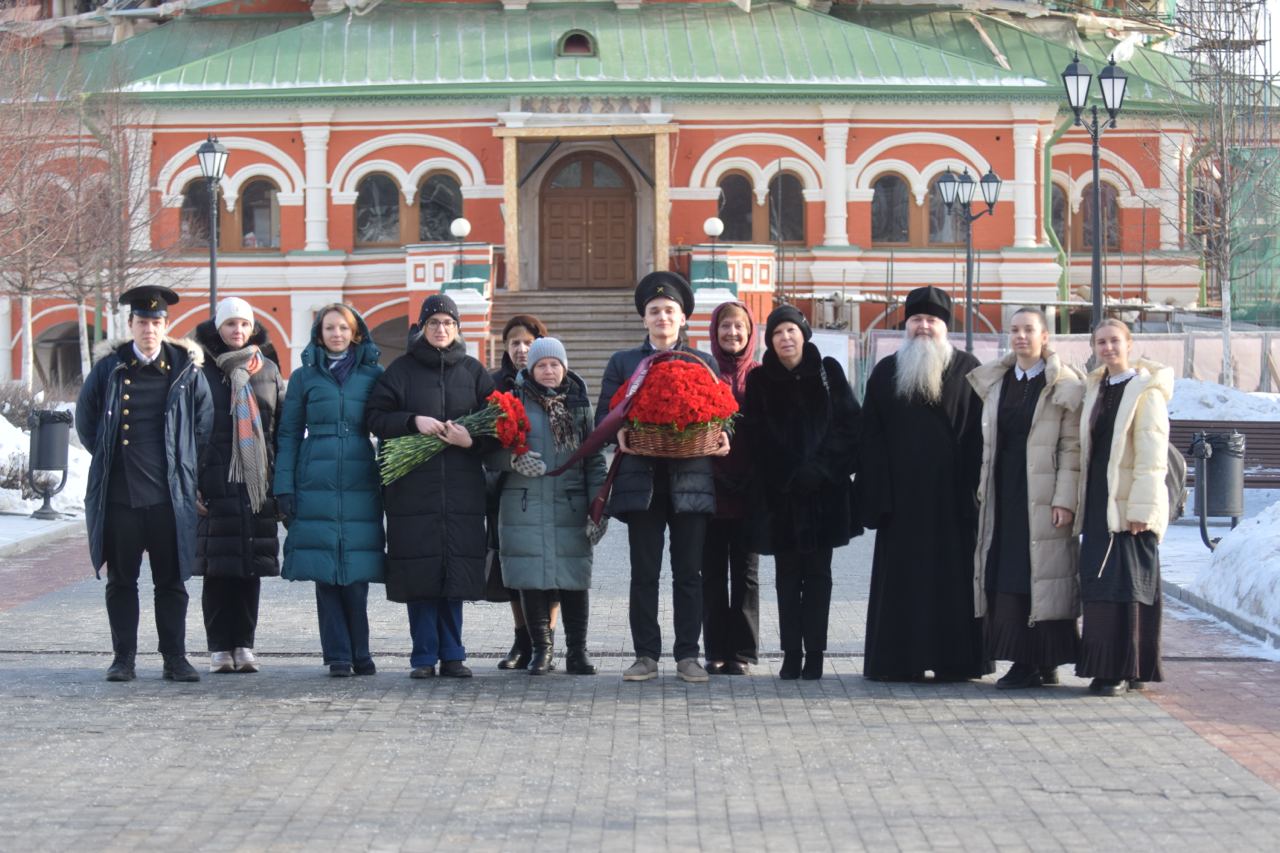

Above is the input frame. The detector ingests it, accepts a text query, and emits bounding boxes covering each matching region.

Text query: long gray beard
[894,335,953,404]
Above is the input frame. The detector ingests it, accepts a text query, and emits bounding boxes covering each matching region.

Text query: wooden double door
[540,153,635,289]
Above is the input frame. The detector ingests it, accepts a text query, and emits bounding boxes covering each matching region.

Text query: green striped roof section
[832,6,1202,113]
[125,2,1047,102]
[33,14,310,99]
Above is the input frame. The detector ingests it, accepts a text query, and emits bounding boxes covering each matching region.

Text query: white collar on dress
[1014,359,1045,381]
[1106,368,1137,385]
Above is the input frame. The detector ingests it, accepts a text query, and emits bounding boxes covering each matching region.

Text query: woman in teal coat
[492,338,607,675]
[274,304,386,677]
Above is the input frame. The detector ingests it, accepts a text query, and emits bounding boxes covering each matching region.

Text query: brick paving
[0,525,1278,850]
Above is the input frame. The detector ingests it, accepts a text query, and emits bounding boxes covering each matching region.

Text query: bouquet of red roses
[378,390,531,485]
[609,356,738,457]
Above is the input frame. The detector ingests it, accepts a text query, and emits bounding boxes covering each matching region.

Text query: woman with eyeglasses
[366,294,496,679]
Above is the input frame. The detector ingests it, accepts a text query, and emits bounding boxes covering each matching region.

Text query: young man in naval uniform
[75,286,214,682]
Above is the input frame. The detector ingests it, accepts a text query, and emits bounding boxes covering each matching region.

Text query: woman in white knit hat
[191,296,286,674]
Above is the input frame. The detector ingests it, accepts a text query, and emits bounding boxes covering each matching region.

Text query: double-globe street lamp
[196,135,229,320]
[1061,54,1128,329]
[937,166,1002,353]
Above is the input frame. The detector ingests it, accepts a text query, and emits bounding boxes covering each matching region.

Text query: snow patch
[1190,500,1280,639]
[1169,378,1280,421]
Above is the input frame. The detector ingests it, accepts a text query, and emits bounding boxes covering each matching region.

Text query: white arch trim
[404,160,471,205]
[13,304,83,346]
[706,157,822,207]
[1051,168,1134,214]
[1051,143,1145,193]
[156,137,305,200]
[362,297,410,327]
[329,133,486,195]
[162,166,205,208]
[856,158,995,207]
[689,133,826,190]
[331,160,413,206]
[850,133,991,191]
[222,165,305,212]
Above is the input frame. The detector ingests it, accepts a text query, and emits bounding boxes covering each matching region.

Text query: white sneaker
[622,656,658,681]
[209,651,235,674]
[676,658,709,683]
[233,647,260,673]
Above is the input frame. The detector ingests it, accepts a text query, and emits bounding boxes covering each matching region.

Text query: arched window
[768,173,805,243]
[418,173,462,242]
[1050,184,1069,249]
[871,174,910,244]
[180,180,212,247]
[927,176,965,245]
[1081,183,1120,251]
[717,173,753,242]
[354,173,401,246]
[239,179,280,249]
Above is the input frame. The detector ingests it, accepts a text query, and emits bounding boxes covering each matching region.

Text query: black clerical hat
[634,271,694,316]
[119,286,179,318]
[903,286,953,326]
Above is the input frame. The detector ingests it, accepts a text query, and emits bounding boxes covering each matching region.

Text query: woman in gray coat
[492,338,607,675]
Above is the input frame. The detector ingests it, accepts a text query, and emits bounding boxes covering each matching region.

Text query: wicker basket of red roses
[609,352,738,459]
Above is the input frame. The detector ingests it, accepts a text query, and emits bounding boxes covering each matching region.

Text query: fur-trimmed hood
[92,336,205,368]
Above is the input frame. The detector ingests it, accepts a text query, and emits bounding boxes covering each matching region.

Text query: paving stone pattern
[1,527,1278,851]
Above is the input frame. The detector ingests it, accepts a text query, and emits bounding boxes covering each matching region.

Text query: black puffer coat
[366,336,496,602]
[193,320,285,579]
[595,339,717,518]
[743,343,861,555]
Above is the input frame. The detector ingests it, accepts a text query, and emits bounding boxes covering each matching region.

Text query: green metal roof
[27,14,310,100]
[832,6,1201,113]
[124,2,1048,102]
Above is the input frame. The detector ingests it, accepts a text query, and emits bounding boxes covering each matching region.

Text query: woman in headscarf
[192,296,285,674]
[701,301,761,675]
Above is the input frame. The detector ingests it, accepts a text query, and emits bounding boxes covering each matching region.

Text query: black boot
[561,590,596,675]
[106,653,136,682]
[802,652,824,680]
[779,652,802,680]
[498,625,532,670]
[522,590,553,675]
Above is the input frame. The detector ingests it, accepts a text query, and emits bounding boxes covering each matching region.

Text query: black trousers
[104,502,187,657]
[775,548,833,655]
[625,491,708,662]
[202,577,261,651]
[701,517,760,664]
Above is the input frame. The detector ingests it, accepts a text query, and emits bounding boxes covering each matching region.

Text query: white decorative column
[1159,131,1185,250]
[820,106,851,246]
[1013,123,1038,248]
[299,109,333,252]
[128,113,155,252]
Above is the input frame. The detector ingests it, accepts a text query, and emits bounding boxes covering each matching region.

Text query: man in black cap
[75,285,214,682]
[856,286,991,682]
[596,271,729,684]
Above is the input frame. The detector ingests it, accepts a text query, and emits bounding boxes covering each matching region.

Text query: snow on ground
[0,414,90,516]
[1169,378,1280,421]
[1189,498,1280,640]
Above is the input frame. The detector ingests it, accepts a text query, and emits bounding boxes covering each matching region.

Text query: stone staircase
[488,288,639,399]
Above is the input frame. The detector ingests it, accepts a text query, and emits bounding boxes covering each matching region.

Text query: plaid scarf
[216,345,268,513]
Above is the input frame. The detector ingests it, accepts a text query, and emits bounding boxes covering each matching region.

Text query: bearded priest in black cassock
[858,286,993,682]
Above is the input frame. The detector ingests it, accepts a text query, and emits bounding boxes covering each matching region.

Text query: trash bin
[27,409,73,520]
[1190,431,1246,518]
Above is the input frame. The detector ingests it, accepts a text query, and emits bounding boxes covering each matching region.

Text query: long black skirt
[986,593,1079,667]
[1076,598,1164,682]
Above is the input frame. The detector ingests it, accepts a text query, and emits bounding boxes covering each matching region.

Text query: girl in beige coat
[970,309,1084,690]
[1075,319,1172,697]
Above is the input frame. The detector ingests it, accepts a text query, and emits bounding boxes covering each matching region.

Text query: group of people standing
[77,275,1170,698]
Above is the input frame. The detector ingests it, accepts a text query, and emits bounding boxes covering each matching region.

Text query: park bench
[1169,420,1280,488]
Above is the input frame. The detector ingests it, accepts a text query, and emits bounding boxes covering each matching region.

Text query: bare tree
[1153,0,1280,385]
[0,33,77,391]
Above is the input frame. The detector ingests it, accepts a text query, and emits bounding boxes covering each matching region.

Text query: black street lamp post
[703,216,724,285]
[938,166,1002,353]
[196,135,229,319]
[1061,54,1128,329]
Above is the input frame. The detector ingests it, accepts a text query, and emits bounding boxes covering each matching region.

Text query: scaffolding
[1175,0,1280,329]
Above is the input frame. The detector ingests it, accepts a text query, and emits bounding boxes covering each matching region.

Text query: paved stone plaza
[1,525,1279,851]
